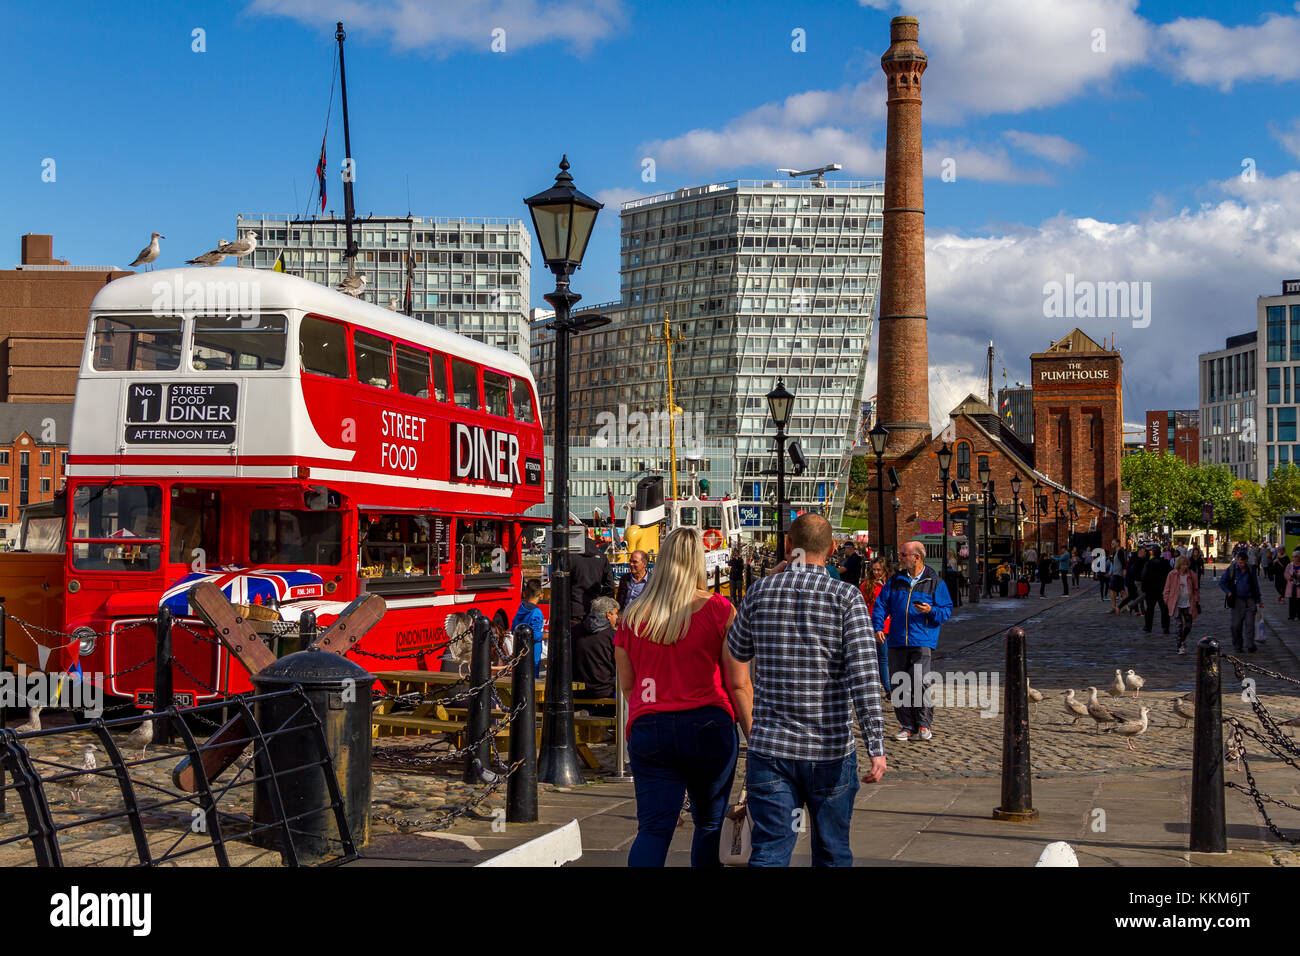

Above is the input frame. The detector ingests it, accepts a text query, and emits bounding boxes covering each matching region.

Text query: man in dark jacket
[1141,550,1172,634]
[1219,552,1262,652]
[728,551,746,603]
[572,596,618,715]
[568,534,615,625]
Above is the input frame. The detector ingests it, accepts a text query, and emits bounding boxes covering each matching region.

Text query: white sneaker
[918,728,933,741]
[1178,646,1186,655]
[894,730,912,741]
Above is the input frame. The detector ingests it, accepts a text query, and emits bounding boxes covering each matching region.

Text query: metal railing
[0,688,356,867]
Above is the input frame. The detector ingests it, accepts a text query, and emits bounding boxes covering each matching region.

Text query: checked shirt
[728,564,885,760]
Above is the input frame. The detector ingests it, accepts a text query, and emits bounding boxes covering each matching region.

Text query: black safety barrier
[1190,637,1226,853]
[463,609,493,784]
[155,606,175,745]
[993,626,1038,821]
[507,625,538,823]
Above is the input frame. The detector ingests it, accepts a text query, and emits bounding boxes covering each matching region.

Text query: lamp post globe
[868,423,889,561]
[525,157,602,787]
[767,379,795,559]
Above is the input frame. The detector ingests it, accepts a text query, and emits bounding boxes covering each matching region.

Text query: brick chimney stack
[876,16,931,455]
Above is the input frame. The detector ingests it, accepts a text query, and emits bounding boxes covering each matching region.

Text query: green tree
[1120,450,1194,533]
[1230,478,1263,539]
[1189,462,1245,534]
[1263,463,1300,533]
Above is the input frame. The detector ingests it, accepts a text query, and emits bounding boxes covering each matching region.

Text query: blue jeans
[627,705,738,867]
[746,750,860,867]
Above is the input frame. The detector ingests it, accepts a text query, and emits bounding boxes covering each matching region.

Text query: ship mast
[336,22,359,268]
[654,311,684,500]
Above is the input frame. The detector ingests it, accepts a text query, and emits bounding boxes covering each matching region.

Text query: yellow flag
[272,250,285,273]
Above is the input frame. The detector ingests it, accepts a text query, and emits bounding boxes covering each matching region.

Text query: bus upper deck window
[354,331,394,388]
[299,317,349,378]
[452,360,479,410]
[192,315,286,371]
[92,315,182,371]
[512,377,535,423]
[395,343,430,398]
[484,371,509,417]
[431,352,449,402]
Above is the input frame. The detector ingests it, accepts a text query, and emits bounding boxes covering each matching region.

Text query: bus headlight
[73,626,97,656]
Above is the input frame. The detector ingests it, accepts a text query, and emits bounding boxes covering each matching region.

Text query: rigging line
[305,46,341,220]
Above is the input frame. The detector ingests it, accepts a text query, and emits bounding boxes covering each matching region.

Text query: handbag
[719,789,752,866]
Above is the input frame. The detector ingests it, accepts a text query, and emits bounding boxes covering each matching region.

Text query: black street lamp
[1051,486,1062,555]
[767,379,795,559]
[979,458,992,596]
[525,156,604,787]
[1034,484,1046,557]
[937,443,953,580]
[1010,474,1023,573]
[869,423,889,561]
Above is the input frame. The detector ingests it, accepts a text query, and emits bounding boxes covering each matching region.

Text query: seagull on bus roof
[186,239,229,267]
[129,232,164,271]
[338,273,367,296]
[220,231,258,261]
[388,296,400,310]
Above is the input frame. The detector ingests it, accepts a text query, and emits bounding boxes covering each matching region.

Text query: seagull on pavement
[1124,668,1146,698]
[1027,685,1043,715]
[1172,694,1194,729]
[338,273,367,297]
[1063,690,1090,725]
[186,239,229,266]
[123,711,155,760]
[1112,707,1150,751]
[220,231,258,262]
[1108,670,1126,700]
[1225,736,1245,772]
[129,232,164,271]
[14,705,43,733]
[67,746,97,803]
[1087,686,1122,733]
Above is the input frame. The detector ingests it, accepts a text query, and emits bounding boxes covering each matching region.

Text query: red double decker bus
[62,267,544,705]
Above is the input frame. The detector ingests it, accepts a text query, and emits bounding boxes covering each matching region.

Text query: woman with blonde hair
[614,528,754,867]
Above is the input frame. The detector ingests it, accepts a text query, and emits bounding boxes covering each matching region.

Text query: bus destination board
[125,382,238,444]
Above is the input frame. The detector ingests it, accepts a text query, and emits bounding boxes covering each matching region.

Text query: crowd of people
[523,520,950,868]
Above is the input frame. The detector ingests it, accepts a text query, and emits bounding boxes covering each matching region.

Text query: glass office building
[235,214,531,357]
[532,177,884,529]
[1199,331,1257,482]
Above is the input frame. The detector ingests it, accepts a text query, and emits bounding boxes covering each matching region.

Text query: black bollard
[993,626,1038,821]
[155,606,174,745]
[507,625,538,822]
[1190,637,1226,853]
[299,610,318,653]
[714,564,722,595]
[463,610,493,784]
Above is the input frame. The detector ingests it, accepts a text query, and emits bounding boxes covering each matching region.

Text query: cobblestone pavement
[867,568,1300,781]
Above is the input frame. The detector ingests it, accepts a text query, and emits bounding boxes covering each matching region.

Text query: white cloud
[1157,6,1300,92]
[861,0,1151,122]
[247,0,626,53]
[1003,130,1085,165]
[914,173,1300,416]
[1271,118,1300,161]
[593,187,651,216]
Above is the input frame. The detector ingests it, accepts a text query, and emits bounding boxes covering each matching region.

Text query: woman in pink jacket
[1284,550,1300,620]
[1162,556,1200,655]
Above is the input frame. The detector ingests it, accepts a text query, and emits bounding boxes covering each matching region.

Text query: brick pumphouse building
[866,18,1124,565]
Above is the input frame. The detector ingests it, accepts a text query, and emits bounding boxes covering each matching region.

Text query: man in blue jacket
[1219,551,1261,652]
[870,540,954,741]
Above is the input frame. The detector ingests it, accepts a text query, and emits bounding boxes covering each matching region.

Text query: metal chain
[351,640,453,661]
[1224,721,1300,845]
[375,759,523,834]
[1224,654,1300,686]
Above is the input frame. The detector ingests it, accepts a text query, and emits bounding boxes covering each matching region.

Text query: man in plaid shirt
[728,514,887,866]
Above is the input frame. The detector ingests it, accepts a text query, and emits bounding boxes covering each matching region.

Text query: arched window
[956,442,971,480]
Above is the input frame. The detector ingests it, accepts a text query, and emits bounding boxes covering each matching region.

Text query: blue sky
[7,0,1300,422]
